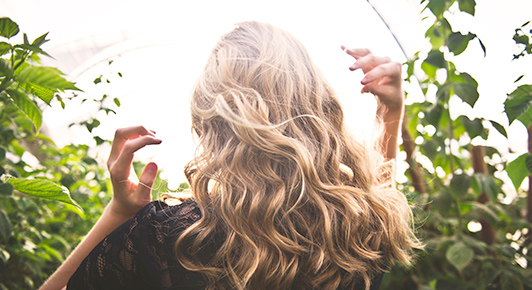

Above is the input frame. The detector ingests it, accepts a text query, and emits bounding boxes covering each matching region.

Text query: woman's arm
[39,126,161,290]
[341,46,404,160]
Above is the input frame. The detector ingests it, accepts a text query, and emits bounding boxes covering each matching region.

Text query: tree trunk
[471,145,496,245]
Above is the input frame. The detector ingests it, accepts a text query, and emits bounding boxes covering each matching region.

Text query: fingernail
[361,77,369,84]
[349,63,359,71]
[146,162,158,173]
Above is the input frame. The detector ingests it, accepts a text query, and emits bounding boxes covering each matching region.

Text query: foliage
[0,17,116,289]
[380,1,532,289]
[0,16,189,289]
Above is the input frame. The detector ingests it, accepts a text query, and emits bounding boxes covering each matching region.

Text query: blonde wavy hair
[175,21,419,290]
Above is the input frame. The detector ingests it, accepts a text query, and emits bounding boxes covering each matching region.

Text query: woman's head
[191,21,343,147]
[179,21,418,290]
[189,21,365,188]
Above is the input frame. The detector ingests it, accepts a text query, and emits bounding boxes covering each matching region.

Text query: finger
[361,62,402,85]
[108,126,157,166]
[136,162,158,202]
[350,54,392,73]
[361,85,397,99]
[341,46,371,59]
[110,136,162,180]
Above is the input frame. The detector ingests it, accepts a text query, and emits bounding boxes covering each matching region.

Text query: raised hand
[341,46,404,112]
[107,126,162,220]
[341,46,405,160]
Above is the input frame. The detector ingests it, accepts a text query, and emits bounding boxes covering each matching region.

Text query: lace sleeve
[67,199,205,290]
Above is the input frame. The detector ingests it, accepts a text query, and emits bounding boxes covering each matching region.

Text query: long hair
[175,21,419,290]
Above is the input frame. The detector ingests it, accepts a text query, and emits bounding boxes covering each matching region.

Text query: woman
[41,21,419,290]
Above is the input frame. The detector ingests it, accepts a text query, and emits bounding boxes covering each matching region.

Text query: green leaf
[14,115,35,132]
[82,118,101,133]
[56,95,66,109]
[114,97,121,107]
[436,83,451,102]
[422,140,439,160]
[31,32,50,48]
[459,116,484,139]
[20,82,55,104]
[450,173,472,199]
[426,102,444,128]
[39,244,64,262]
[472,203,499,224]
[526,154,532,173]
[424,50,446,68]
[3,177,82,211]
[0,146,4,161]
[0,58,13,77]
[432,189,454,213]
[458,0,476,15]
[427,0,448,17]
[0,182,13,196]
[94,136,105,145]
[426,23,445,49]
[506,153,530,191]
[0,41,11,56]
[15,66,81,103]
[14,43,52,58]
[504,85,532,126]
[0,209,12,243]
[448,32,475,55]
[489,121,507,138]
[513,33,529,46]
[471,173,499,201]
[6,88,42,132]
[499,270,524,290]
[0,17,19,39]
[452,73,479,107]
[446,241,474,272]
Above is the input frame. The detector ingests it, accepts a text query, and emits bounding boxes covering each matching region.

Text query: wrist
[377,95,403,117]
[106,199,135,224]
[379,103,403,123]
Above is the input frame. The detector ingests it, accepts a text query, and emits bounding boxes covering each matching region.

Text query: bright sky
[2,0,532,188]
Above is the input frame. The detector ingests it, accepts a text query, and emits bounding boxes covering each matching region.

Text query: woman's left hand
[341,46,404,113]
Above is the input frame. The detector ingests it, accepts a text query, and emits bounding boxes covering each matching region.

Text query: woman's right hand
[107,126,162,221]
[341,46,404,160]
[341,46,404,113]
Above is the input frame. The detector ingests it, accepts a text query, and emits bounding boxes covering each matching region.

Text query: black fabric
[67,199,384,290]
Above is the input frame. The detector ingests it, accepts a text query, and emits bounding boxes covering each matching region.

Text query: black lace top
[67,199,384,290]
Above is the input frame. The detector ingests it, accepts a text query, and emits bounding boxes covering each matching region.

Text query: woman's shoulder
[67,198,205,289]
[134,198,202,235]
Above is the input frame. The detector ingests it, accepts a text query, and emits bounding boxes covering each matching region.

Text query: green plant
[380,1,532,289]
[0,17,112,289]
